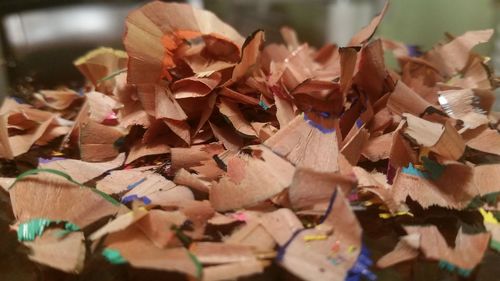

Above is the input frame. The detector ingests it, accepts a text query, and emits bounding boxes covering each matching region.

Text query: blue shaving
[121,194,151,205]
[402,163,428,178]
[121,194,138,203]
[402,160,445,180]
[13,97,26,104]
[319,111,331,118]
[77,88,85,96]
[346,243,377,281]
[319,189,338,224]
[127,178,146,190]
[276,189,337,261]
[438,260,472,277]
[276,189,376,281]
[113,137,125,148]
[303,114,336,134]
[276,229,305,261]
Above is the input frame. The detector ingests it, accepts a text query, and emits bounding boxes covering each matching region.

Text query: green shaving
[171,225,191,245]
[17,218,52,241]
[9,168,121,206]
[187,251,203,279]
[17,218,81,241]
[64,222,81,232]
[102,248,127,264]
[438,260,472,277]
[97,68,128,83]
[467,191,500,209]
[421,157,445,180]
[490,239,500,252]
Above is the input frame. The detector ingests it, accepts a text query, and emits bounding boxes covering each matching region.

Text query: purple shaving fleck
[406,45,422,57]
[355,118,363,128]
[13,97,26,104]
[38,157,65,164]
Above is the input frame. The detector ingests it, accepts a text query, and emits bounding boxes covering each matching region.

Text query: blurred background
[0,0,498,106]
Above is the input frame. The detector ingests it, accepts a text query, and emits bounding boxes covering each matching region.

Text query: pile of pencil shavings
[1,1,500,280]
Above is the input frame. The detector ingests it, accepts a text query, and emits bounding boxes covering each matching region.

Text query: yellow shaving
[303,235,328,242]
